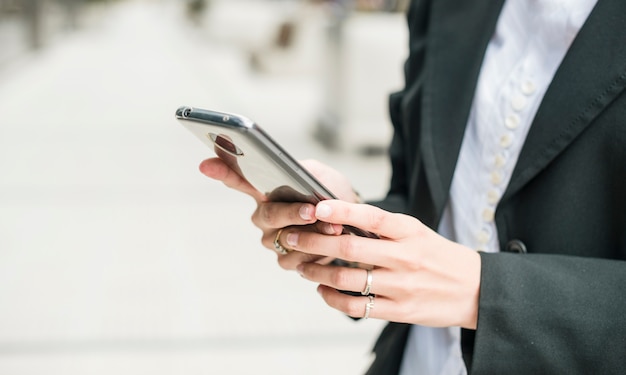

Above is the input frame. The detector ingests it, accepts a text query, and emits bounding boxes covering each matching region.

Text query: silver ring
[273,228,290,255]
[364,295,375,319]
[361,268,373,295]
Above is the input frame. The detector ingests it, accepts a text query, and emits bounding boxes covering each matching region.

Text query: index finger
[199,158,266,202]
[315,200,419,240]
[252,201,318,230]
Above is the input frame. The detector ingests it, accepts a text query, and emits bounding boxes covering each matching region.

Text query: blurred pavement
[0,0,398,374]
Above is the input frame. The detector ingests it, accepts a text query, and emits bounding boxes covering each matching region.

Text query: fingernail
[296,264,304,275]
[286,232,299,247]
[299,205,312,220]
[322,223,336,234]
[316,203,332,218]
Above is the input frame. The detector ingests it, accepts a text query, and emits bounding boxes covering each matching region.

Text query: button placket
[482,208,495,223]
[511,94,527,112]
[499,133,515,148]
[478,70,537,251]
[494,150,509,168]
[477,226,492,245]
[521,80,536,95]
[487,189,500,205]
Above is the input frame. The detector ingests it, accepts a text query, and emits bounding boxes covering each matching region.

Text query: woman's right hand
[198,158,357,270]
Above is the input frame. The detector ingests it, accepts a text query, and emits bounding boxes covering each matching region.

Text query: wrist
[461,250,481,329]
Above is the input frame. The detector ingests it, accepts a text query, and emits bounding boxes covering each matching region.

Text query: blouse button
[521,80,536,95]
[499,133,514,148]
[494,152,507,168]
[490,171,503,185]
[482,208,495,223]
[477,227,492,245]
[505,114,520,130]
[487,190,500,205]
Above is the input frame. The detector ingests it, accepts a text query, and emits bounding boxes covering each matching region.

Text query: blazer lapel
[421,0,505,221]
[502,0,626,202]
[366,322,411,375]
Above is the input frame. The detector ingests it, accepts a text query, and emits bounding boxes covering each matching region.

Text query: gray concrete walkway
[0,0,394,374]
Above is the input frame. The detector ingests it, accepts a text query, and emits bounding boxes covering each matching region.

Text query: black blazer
[366,0,626,373]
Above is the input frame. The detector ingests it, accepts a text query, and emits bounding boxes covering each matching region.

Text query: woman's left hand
[280,199,481,329]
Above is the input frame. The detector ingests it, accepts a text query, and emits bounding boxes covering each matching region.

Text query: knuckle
[344,300,365,318]
[412,252,425,271]
[294,231,308,248]
[259,203,278,227]
[367,208,387,232]
[340,203,354,218]
[394,302,412,319]
[337,236,359,261]
[278,252,308,271]
[250,210,261,227]
[276,255,291,270]
[330,268,352,289]
[254,202,304,228]
[412,219,430,239]
[288,205,302,223]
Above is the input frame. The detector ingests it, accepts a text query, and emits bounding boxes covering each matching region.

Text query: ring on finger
[364,295,375,319]
[273,228,291,255]
[361,268,373,295]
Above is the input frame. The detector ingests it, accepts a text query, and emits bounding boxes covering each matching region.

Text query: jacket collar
[422,0,626,215]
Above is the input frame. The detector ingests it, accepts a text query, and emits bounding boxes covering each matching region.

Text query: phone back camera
[207,133,244,157]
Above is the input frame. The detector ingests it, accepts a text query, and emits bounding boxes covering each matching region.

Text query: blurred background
[0,0,408,373]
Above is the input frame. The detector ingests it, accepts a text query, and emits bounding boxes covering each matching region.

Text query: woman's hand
[199,158,355,270]
[279,199,481,329]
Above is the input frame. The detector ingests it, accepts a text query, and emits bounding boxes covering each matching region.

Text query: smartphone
[175,106,378,239]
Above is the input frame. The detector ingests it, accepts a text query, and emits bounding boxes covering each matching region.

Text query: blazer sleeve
[473,252,626,374]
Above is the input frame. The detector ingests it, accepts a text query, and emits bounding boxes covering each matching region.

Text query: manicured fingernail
[286,232,299,247]
[316,203,332,218]
[299,205,312,220]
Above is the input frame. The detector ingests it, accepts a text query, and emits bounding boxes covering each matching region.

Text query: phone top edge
[175,106,255,129]
[175,105,340,201]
